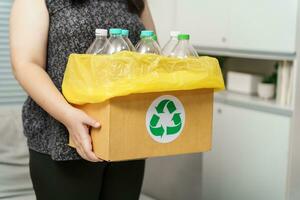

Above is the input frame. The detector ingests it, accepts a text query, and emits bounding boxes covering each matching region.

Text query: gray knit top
[22,0,145,161]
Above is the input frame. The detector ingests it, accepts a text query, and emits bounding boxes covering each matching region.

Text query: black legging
[29,149,145,200]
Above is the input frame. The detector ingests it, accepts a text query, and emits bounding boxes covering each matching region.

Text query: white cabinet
[176,0,229,48]
[229,0,297,53]
[201,103,290,200]
[147,0,177,46]
[174,0,297,53]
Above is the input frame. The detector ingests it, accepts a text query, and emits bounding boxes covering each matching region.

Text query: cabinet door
[148,0,177,46]
[176,0,230,48]
[201,103,290,200]
[228,0,297,53]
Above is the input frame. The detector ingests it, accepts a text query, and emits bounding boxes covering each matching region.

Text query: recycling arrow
[149,99,183,138]
[155,99,177,114]
[155,99,169,114]
[167,113,182,135]
[149,114,165,137]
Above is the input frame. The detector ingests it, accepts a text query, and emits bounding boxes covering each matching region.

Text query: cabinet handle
[222,37,227,43]
[217,108,222,114]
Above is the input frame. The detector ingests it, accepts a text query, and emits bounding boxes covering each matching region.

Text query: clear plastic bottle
[172,34,198,58]
[121,29,136,51]
[106,28,130,54]
[135,30,161,55]
[86,29,109,54]
[152,34,158,42]
[161,31,180,56]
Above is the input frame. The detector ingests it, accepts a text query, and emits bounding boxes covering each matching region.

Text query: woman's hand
[63,107,102,162]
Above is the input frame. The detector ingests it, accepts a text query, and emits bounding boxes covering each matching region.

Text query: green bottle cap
[152,34,158,41]
[140,30,154,38]
[121,29,129,36]
[178,34,190,40]
[109,28,122,35]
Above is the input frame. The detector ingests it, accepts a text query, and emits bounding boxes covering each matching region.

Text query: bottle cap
[170,31,180,37]
[95,29,108,36]
[178,34,190,40]
[152,34,158,42]
[109,28,122,35]
[121,29,129,36]
[140,30,154,38]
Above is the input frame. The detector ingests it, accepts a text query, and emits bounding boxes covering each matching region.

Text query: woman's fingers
[76,140,99,162]
[82,113,100,128]
[74,140,89,161]
[80,132,102,162]
[66,108,102,162]
[73,125,101,162]
[73,135,93,161]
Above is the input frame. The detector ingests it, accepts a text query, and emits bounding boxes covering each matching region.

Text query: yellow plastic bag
[62,51,225,105]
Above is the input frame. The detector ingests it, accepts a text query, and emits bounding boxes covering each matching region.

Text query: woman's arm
[140,0,156,31]
[10,0,101,162]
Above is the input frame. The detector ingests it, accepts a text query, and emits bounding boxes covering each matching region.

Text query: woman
[10,0,156,199]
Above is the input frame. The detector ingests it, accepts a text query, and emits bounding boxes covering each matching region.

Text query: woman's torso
[22,0,145,161]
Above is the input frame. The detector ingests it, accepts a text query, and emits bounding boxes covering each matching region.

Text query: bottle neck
[96,35,107,38]
[178,39,189,44]
[142,36,153,40]
[110,34,122,38]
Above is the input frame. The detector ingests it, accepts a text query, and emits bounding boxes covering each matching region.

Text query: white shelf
[214,91,293,117]
[195,46,296,61]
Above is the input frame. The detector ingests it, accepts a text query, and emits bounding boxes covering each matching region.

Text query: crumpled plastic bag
[62,51,225,105]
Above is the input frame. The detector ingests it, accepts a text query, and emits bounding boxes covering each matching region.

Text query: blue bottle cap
[109,28,122,35]
[140,30,154,38]
[121,29,129,36]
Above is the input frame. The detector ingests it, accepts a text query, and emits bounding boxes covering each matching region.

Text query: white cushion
[0,106,35,200]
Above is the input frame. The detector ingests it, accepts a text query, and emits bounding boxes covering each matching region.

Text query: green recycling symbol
[146,95,185,143]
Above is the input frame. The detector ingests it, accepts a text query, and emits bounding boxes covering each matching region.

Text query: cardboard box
[70,89,213,161]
